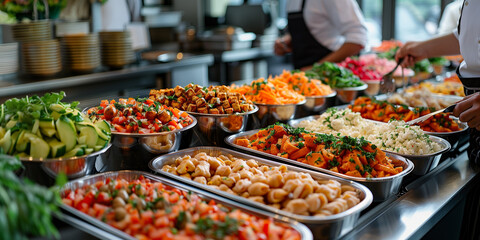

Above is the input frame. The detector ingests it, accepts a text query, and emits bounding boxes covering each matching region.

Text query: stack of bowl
[61,34,101,72]
[0,43,19,75]
[11,21,52,42]
[21,39,62,76]
[99,31,135,68]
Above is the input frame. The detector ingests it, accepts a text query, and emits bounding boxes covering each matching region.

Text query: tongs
[405,104,456,125]
[380,57,404,94]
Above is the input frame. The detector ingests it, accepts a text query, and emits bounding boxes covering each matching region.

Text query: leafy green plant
[0,154,63,240]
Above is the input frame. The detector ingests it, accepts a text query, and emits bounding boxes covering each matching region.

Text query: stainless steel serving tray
[149,147,373,239]
[289,115,452,175]
[60,170,313,240]
[225,130,414,201]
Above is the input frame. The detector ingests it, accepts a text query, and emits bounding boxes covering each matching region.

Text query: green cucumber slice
[47,138,66,158]
[39,118,55,129]
[0,130,12,154]
[29,136,50,159]
[78,124,98,148]
[56,115,77,152]
[63,147,85,158]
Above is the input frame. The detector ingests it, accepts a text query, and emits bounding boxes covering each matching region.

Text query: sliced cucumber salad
[0,92,111,159]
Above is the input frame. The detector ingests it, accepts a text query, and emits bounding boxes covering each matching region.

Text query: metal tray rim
[304,91,337,99]
[149,147,373,224]
[60,170,313,240]
[225,130,415,183]
[254,99,307,107]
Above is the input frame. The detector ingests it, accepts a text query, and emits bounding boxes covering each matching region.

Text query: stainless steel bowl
[111,114,197,154]
[297,92,337,117]
[335,84,368,103]
[225,130,414,201]
[423,118,468,152]
[149,147,373,239]
[382,135,451,175]
[189,105,258,146]
[252,100,306,129]
[18,144,111,186]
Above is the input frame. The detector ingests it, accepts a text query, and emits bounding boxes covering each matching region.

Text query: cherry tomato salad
[61,175,302,240]
[87,98,194,134]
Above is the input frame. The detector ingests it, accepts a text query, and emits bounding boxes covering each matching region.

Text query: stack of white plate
[55,22,89,37]
[21,39,62,76]
[99,31,135,68]
[0,43,19,75]
[12,21,52,43]
[61,34,101,72]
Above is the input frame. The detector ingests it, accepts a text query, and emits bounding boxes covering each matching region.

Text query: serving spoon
[380,57,404,94]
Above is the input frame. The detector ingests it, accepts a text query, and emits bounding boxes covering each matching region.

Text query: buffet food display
[349,97,463,133]
[160,151,362,216]
[3,57,468,239]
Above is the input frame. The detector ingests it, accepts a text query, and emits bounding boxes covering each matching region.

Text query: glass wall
[395,0,441,42]
[362,0,383,48]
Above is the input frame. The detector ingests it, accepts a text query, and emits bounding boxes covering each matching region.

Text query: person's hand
[395,41,429,68]
[453,92,480,130]
[274,35,292,56]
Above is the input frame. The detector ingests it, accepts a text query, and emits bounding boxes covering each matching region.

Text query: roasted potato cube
[192,95,199,103]
[174,86,185,97]
[209,108,219,114]
[187,104,197,112]
[218,92,227,101]
[193,85,202,92]
[198,107,208,114]
[240,104,251,112]
[232,102,241,112]
[222,100,231,109]
[205,91,215,101]
[182,102,188,110]
[166,89,175,96]
[158,96,166,104]
[229,97,239,105]
[158,110,171,123]
[178,96,187,104]
[196,98,207,107]
[210,97,221,106]
[171,101,182,109]
[186,88,196,98]
[217,106,225,114]
[164,99,170,106]
[225,108,234,114]
[185,83,194,89]
[196,89,206,97]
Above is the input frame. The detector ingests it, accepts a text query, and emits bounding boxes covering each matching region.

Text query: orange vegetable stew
[349,97,462,132]
[234,123,403,178]
[62,175,301,240]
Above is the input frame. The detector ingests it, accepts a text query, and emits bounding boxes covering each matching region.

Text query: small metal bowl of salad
[85,97,197,154]
[0,92,112,186]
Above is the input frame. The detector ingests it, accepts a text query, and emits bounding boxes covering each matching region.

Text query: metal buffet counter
[40,135,480,240]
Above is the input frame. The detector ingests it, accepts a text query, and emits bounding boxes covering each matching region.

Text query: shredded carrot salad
[231,77,305,105]
[234,123,403,178]
[275,70,333,97]
[62,175,301,240]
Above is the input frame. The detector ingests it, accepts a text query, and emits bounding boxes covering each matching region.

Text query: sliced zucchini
[95,120,111,133]
[15,130,29,152]
[78,124,98,148]
[5,119,17,129]
[39,118,55,129]
[63,146,85,158]
[8,130,21,154]
[0,127,6,139]
[0,130,12,154]
[47,138,66,158]
[29,136,50,159]
[85,148,94,154]
[40,128,57,138]
[31,119,40,134]
[51,111,62,121]
[56,115,77,152]
[49,103,65,113]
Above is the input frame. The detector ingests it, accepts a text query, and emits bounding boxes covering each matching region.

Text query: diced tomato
[96,192,112,204]
[114,124,127,133]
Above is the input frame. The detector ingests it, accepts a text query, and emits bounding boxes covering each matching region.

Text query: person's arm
[274,34,292,56]
[396,33,460,67]
[453,92,480,130]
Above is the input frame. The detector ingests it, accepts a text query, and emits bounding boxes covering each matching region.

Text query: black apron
[287,0,332,69]
[456,68,480,168]
[456,0,480,168]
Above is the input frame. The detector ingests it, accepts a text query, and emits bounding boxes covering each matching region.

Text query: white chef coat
[454,0,480,77]
[286,0,367,52]
[437,0,462,35]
